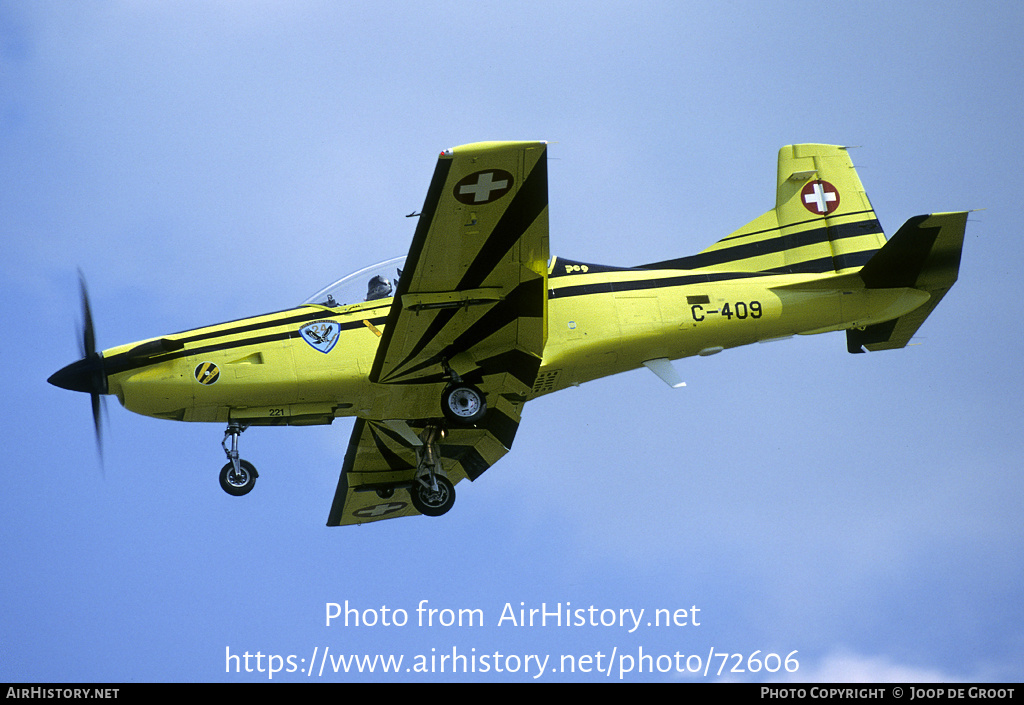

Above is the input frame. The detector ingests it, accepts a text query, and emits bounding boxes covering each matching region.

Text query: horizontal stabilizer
[847,211,968,353]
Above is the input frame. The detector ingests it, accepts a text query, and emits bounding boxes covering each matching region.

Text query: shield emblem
[299,320,340,354]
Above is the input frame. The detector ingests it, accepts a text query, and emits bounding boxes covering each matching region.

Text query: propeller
[48,270,108,461]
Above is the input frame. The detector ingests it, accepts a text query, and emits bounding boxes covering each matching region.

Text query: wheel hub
[448,388,480,416]
[419,483,450,507]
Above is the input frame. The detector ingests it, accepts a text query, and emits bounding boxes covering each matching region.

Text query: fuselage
[89,255,928,426]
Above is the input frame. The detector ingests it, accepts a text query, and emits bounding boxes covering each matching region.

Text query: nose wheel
[219,459,258,496]
[220,422,258,496]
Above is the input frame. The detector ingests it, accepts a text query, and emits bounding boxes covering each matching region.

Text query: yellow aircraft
[49,141,967,526]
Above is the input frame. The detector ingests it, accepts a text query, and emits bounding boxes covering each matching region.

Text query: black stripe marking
[640,218,883,270]
[549,270,765,300]
[105,313,388,378]
[760,249,876,275]
[457,150,547,291]
[169,303,390,347]
[381,277,544,384]
[548,245,879,301]
[476,349,543,390]
[715,209,877,243]
[367,423,416,472]
[440,444,491,481]
[379,307,460,383]
[443,278,543,359]
[328,417,364,526]
[847,318,899,353]
[478,406,520,450]
[370,157,454,384]
[858,215,941,288]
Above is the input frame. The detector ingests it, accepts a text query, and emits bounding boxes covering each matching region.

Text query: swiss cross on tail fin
[801,180,841,215]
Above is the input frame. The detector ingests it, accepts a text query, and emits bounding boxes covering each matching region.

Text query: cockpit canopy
[303,256,406,308]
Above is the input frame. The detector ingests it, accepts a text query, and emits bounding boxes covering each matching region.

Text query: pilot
[366,275,393,301]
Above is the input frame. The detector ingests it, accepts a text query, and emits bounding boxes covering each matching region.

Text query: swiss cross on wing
[453,169,515,205]
[800,180,841,215]
[355,502,407,518]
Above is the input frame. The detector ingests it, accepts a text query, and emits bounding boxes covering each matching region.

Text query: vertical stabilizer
[644,144,887,275]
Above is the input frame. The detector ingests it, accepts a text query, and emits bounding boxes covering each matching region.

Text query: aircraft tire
[410,476,455,517]
[219,460,258,496]
[441,383,487,424]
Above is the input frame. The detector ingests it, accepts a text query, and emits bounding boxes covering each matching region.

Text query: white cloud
[784,651,967,683]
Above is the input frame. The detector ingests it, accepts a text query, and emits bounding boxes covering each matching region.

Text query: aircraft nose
[48,355,107,395]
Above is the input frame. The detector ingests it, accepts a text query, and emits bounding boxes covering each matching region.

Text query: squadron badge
[299,320,340,354]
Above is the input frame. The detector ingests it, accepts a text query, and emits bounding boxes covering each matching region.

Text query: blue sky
[2,1,1022,683]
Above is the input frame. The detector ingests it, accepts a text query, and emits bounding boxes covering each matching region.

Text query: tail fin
[645,144,886,274]
[846,211,968,353]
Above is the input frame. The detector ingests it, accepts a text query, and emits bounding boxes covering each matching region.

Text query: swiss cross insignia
[801,180,841,215]
[354,502,407,518]
[453,169,514,205]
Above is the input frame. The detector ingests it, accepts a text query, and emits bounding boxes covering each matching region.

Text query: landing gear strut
[219,421,258,496]
[408,424,456,517]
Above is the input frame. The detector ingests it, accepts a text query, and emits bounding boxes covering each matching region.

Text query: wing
[326,141,549,526]
[327,419,421,525]
[371,140,549,390]
[326,412,521,526]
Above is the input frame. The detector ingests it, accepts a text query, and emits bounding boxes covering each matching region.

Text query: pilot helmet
[366,275,393,301]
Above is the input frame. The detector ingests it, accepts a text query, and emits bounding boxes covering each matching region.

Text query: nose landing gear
[219,421,258,496]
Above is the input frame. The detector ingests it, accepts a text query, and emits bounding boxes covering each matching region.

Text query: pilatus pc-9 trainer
[49,142,967,525]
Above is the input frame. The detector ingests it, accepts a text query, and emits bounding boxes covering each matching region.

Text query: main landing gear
[439,361,487,425]
[440,383,487,424]
[219,421,258,496]
[404,366,487,517]
[408,424,456,517]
